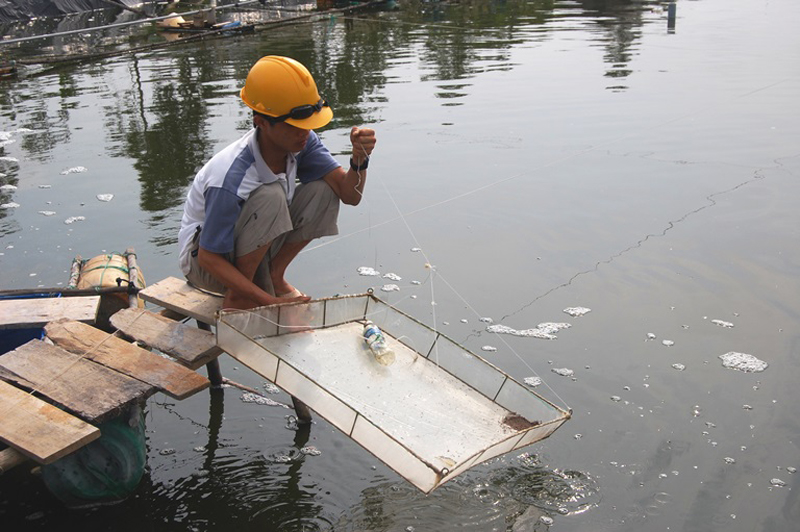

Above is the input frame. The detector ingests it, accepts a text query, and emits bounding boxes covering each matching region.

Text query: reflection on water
[2,0,800,530]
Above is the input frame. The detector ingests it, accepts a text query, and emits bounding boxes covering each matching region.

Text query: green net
[41,406,146,507]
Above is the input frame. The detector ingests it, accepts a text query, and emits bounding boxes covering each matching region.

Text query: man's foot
[277,287,304,299]
[275,284,310,303]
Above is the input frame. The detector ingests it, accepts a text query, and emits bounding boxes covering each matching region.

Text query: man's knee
[297,178,339,206]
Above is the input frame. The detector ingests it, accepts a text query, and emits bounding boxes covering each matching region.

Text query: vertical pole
[667,3,677,32]
[67,255,83,289]
[125,247,141,309]
[197,320,224,387]
[208,0,217,25]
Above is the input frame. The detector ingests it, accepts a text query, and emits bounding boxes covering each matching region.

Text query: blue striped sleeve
[296,131,341,183]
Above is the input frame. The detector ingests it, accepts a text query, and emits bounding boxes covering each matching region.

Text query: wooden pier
[0,276,224,475]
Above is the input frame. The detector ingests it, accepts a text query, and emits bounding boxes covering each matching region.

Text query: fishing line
[304,75,792,413]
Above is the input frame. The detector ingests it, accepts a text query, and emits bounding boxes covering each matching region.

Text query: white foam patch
[487,322,571,340]
[60,166,87,175]
[719,352,768,373]
[711,319,734,328]
[357,266,380,276]
[1,202,19,209]
[563,307,591,317]
[96,193,114,202]
[381,284,400,292]
[524,376,542,387]
[0,184,17,191]
[241,392,282,406]
[64,216,86,224]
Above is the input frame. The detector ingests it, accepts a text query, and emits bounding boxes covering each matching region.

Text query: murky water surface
[2,0,799,530]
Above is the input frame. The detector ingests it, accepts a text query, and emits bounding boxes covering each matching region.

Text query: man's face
[257,115,310,153]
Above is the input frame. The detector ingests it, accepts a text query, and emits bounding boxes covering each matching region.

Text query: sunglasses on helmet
[271,98,329,122]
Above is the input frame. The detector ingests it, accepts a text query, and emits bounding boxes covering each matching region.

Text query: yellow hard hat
[240,55,333,130]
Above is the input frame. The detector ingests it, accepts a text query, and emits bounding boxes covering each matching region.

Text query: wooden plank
[0,447,29,474]
[139,277,221,325]
[109,308,222,370]
[0,296,100,330]
[0,380,100,465]
[0,340,153,423]
[44,319,210,399]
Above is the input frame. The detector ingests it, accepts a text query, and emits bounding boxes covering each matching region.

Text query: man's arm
[323,127,376,206]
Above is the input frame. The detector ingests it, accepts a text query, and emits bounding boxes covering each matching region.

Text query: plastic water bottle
[363,320,396,366]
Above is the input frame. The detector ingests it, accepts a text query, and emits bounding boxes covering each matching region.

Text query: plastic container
[362,320,396,366]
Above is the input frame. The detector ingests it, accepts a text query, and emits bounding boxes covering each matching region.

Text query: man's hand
[351,127,376,164]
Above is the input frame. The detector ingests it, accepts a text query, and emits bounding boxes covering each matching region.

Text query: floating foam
[96,193,114,202]
[487,322,571,340]
[0,202,19,209]
[0,184,16,191]
[711,319,734,328]
[60,166,87,175]
[383,273,402,281]
[563,307,591,317]
[357,266,380,276]
[524,376,542,387]
[551,368,574,377]
[300,446,321,456]
[719,352,767,373]
[381,284,400,292]
[240,392,283,407]
[64,216,86,224]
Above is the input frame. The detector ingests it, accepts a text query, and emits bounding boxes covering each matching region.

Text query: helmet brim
[285,106,333,130]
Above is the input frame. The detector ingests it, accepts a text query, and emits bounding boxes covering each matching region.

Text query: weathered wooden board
[45,319,210,399]
[109,308,222,370]
[0,340,153,423]
[0,296,100,330]
[0,379,100,464]
[139,277,221,325]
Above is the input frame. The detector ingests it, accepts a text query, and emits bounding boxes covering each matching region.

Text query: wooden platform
[0,295,100,329]
[0,380,100,465]
[138,276,222,325]
[0,276,225,474]
[110,307,221,370]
